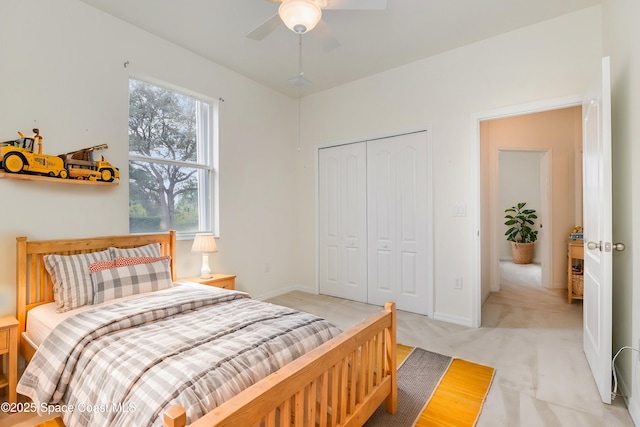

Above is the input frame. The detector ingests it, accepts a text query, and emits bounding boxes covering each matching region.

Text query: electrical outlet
[454,277,463,289]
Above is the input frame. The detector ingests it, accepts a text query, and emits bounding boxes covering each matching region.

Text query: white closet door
[367,132,431,315]
[318,143,368,303]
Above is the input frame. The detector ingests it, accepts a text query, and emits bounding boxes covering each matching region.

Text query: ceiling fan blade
[246,13,282,40]
[314,19,340,52]
[324,0,387,10]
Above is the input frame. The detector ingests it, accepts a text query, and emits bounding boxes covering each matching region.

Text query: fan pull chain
[297,34,303,152]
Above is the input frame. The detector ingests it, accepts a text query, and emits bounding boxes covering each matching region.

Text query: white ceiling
[79,0,601,98]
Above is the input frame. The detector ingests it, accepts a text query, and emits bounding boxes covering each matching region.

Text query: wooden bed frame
[16,231,177,363]
[15,231,397,427]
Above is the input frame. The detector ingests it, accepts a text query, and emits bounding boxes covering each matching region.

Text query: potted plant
[504,202,538,264]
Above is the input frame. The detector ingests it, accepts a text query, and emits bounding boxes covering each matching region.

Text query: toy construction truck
[59,144,120,182]
[0,129,68,178]
[0,129,119,182]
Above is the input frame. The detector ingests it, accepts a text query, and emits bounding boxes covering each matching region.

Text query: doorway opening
[471,96,584,328]
[497,149,548,291]
[496,149,549,292]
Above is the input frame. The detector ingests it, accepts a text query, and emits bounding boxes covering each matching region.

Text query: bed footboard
[164,302,397,427]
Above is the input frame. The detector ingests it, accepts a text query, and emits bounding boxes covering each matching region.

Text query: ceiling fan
[246,0,387,51]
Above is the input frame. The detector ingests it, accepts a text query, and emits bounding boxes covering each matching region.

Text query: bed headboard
[16,230,176,361]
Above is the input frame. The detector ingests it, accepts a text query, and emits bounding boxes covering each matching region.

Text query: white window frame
[128,76,219,238]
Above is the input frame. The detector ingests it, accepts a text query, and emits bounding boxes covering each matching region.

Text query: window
[128,79,217,235]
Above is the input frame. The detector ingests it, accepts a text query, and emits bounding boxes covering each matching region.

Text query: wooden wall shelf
[0,171,118,186]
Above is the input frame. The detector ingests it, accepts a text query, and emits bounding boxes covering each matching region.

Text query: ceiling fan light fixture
[279,0,322,34]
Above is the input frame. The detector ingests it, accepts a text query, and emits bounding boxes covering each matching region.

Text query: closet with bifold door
[317,131,433,316]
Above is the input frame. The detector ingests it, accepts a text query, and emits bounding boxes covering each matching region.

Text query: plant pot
[511,242,535,264]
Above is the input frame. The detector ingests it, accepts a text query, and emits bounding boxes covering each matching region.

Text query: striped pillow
[44,249,112,313]
[91,258,173,304]
[109,242,161,259]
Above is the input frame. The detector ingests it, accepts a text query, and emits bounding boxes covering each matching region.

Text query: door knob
[587,241,601,251]
[613,242,626,252]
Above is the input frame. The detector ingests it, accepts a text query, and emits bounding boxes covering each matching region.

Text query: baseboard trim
[258,289,473,328]
[616,363,639,425]
[254,286,317,301]
[433,311,474,328]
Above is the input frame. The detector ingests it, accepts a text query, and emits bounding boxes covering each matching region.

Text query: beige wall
[299,8,601,326]
[480,107,583,297]
[0,1,604,332]
[602,0,640,423]
[0,0,300,316]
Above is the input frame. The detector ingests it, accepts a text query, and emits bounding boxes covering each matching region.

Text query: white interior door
[367,132,432,315]
[582,56,613,404]
[318,143,368,303]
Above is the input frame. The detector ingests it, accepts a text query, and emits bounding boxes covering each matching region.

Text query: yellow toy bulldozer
[0,129,69,178]
[0,129,120,182]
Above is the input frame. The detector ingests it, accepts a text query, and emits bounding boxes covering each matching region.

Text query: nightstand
[0,316,17,404]
[182,274,236,290]
[567,239,584,303]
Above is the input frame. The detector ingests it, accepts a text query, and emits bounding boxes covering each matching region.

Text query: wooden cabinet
[182,274,236,290]
[568,239,584,303]
[0,316,18,404]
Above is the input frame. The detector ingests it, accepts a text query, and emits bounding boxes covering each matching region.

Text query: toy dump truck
[0,129,69,178]
[0,129,120,183]
[59,144,120,182]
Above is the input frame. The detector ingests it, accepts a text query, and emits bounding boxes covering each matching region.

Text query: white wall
[0,0,300,316]
[601,0,640,423]
[498,151,542,261]
[0,1,607,331]
[295,6,603,325]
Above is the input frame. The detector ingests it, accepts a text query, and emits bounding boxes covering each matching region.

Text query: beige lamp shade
[191,234,218,278]
[191,233,218,253]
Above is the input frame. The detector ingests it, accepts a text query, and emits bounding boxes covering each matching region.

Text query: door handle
[587,241,601,251]
[612,242,626,252]
[588,241,626,252]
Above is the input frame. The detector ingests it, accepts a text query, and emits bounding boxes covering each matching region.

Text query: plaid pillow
[91,258,173,304]
[44,249,112,313]
[109,243,160,259]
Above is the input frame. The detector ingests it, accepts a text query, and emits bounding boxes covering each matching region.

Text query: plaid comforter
[17,284,341,426]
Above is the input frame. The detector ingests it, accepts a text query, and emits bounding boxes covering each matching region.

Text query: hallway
[500,260,542,288]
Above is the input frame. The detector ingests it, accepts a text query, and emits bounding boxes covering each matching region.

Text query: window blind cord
[611,345,640,400]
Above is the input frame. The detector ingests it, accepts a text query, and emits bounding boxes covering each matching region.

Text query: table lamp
[191,233,218,279]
